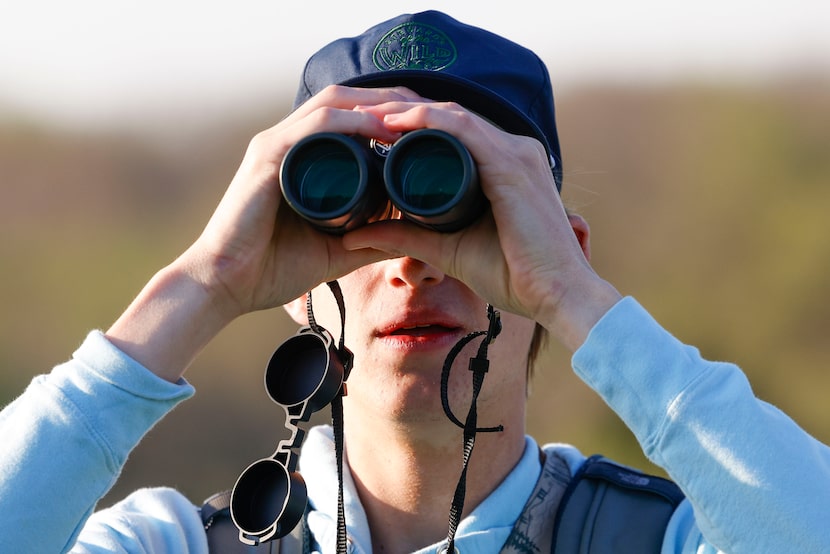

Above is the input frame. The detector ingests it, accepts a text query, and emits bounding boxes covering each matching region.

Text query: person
[0,10,828,554]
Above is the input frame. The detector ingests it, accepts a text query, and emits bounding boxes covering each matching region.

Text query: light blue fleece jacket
[0,297,828,553]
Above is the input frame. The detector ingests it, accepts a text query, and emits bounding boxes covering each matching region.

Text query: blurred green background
[2,76,829,509]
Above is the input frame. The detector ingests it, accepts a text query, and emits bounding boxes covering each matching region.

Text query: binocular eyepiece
[280,129,483,233]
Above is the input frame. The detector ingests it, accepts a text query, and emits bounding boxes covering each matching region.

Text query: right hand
[106,86,429,382]
[185,85,429,321]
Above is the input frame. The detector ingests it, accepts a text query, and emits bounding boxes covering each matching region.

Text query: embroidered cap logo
[373,22,457,71]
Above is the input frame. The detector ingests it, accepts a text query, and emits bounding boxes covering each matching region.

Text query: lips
[376,314,464,346]
[389,324,458,337]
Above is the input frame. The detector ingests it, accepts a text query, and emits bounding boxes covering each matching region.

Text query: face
[288,256,535,437]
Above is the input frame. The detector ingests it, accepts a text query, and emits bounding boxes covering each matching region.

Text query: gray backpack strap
[201,490,309,553]
[501,448,573,553]
[552,455,685,553]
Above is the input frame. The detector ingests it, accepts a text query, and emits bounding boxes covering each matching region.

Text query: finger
[289,85,427,122]
[326,243,398,281]
[359,101,473,129]
[342,220,450,272]
[241,108,398,180]
[342,219,510,314]
[365,101,549,173]
[368,102,558,212]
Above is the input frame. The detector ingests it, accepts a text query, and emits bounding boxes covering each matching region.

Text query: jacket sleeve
[572,297,830,553]
[0,331,195,553]
[68,487,208,553]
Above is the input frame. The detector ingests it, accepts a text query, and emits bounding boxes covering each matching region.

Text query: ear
[567,213,592,262]
[283,293,310,325]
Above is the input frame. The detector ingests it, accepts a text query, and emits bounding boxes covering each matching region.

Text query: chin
[343,352,480,417]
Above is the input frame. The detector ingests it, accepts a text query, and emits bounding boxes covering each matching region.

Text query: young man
[1,10,828,554]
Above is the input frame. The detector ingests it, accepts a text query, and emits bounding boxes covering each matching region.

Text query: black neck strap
[306,293,503,554]
[440,304,503,552]
[308,281,350,554]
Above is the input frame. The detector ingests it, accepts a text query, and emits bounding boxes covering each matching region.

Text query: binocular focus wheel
[231,458,308,541]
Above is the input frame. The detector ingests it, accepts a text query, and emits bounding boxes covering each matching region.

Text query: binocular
[280,129,483,233]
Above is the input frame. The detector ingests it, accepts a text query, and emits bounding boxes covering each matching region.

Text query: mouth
[389,324,460,337]
[377,318,464,348]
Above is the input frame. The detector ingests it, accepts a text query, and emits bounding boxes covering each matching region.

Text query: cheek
[307,269,380,337]
[487,315,536,380]
[337,269,388,324]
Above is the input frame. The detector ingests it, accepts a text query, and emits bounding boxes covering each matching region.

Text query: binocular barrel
[279,129,483,233]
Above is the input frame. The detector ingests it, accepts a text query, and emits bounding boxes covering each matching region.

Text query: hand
[189,86,439,319]
[107,86,429,380]
[341,100,621,350]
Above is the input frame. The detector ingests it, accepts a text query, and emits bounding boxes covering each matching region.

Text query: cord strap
[442,305,503,552]
[307,281,351,554]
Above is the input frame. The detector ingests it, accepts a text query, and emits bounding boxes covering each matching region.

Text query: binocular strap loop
[441,305,504,553]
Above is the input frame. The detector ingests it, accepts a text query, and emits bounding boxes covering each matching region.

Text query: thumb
[342,220,446,266]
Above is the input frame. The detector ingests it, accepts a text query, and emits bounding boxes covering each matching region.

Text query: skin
[106,84,622,552]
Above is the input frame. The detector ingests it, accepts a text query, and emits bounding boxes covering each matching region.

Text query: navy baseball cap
[294,10,563,191]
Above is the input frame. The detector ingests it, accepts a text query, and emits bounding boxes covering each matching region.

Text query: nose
[384,256,445,289]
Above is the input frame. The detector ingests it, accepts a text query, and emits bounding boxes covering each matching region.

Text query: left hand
[342,100,620,349]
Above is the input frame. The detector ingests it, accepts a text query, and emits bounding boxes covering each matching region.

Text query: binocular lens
[393,139,463,210]
[385,129,481,232]
[280,133,377,232]
[292,143,360,213]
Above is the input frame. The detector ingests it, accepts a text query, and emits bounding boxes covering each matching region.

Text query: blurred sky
[1,0,828,130]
